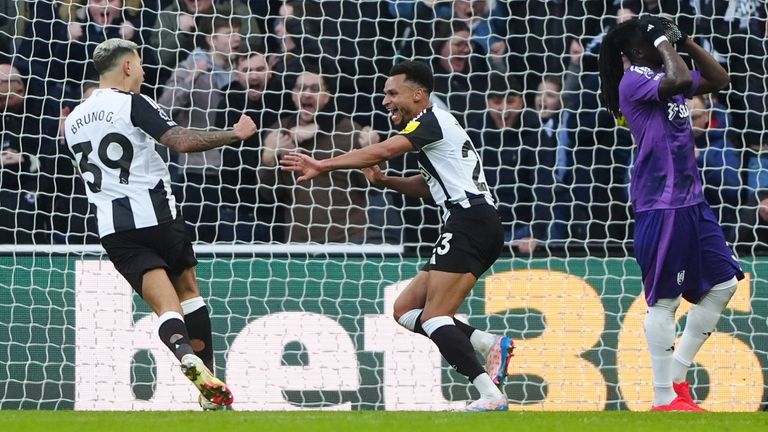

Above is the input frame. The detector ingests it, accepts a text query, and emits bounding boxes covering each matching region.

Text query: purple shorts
[633,202,744,306]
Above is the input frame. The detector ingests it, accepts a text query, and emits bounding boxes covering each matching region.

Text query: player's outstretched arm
[160,115,257,153]
[362,165,430,199]
[678,38,729,95]
[280,135,413,182]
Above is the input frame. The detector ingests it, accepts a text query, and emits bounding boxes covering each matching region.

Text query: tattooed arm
[159,114,257,153]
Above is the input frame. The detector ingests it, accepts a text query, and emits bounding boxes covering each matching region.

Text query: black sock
[184,305,214,371]
[413,311,427,336]
[413,311,476,339]
[429,324,485,381]
[452,319,477,339]
[158,316,194,361]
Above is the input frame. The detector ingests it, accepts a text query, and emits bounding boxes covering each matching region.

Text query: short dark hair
[389,60,433,93]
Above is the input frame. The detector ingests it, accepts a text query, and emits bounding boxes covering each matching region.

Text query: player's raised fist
[233,115,257,140]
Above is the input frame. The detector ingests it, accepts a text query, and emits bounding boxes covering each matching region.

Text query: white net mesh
[0,0,766,411]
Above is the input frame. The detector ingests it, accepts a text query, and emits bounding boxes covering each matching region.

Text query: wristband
[653,36,668,48]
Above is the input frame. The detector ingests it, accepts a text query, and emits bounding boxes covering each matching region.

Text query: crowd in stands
[1,0,767,254]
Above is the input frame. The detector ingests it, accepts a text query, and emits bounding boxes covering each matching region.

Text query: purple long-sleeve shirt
[619,65,704,212]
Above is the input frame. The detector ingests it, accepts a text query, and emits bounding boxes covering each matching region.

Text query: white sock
[645,296,681,406]
[671,277,737,383]
[399,311,499,357]
[472,373,504,400]
[421,316,454,337]
[180,296,206,314]
[396,309,422,332]
[470,330,498,358]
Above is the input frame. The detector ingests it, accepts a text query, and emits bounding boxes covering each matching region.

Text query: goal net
[0,0,765,411]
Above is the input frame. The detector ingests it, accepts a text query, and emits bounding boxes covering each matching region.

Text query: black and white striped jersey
[64,88,178,238]
[398,106,494,215]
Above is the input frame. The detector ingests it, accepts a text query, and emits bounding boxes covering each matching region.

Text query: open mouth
[249,81,264,93]
[300,102,315,113]
[390,108,401,124]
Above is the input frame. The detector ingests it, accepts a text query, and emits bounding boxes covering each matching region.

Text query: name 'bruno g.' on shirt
[64,88,178,237]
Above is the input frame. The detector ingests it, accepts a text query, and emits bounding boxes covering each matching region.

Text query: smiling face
[438,29,471,73]
[384,74,427,128]
[236,54,271,101]
[292,72,330,124]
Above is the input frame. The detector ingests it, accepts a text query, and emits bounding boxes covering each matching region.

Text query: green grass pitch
[0,411,765,432]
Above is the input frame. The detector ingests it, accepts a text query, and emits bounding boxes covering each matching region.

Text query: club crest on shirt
[401,120,421,134]
[676,270,686,286]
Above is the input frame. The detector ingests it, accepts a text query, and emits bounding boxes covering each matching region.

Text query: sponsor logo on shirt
[400,120,421,135]
[677,270,686,286]
[667,102,690,121]
[629,65,655,79]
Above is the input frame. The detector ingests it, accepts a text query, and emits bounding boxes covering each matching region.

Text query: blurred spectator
[618,0,696,35]
[214,51,281,242]
[563,8,635,246]
[510,75,569,254]
[0,1,27,64]
[260,70,378,243]
[52,0,159,101]
[469,73,567,254]
[449,0,508,63]
[505,0,568,94]
[387,1,508,70]
[430,20,489,127]
[151,0,262,86]
[384,0,439,61]
[689,95,743,237]
[0,64,57,244]
[51,81,100,244]
[15,1,68,100]
[695,0,768,149]
[734,151,768,250]
[267,0,338,114]
[316,1,396,130]
[158,12,240,242]
[467,72,524,246]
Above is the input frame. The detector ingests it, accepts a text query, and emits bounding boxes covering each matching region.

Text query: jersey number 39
[70,133,134,193]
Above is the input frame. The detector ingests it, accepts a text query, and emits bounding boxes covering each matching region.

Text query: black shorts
[100,216,197,296]
[421,203,504,278]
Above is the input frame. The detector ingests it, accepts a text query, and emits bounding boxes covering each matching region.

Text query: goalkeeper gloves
[638,16,668,47]
[660,17,689,46]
